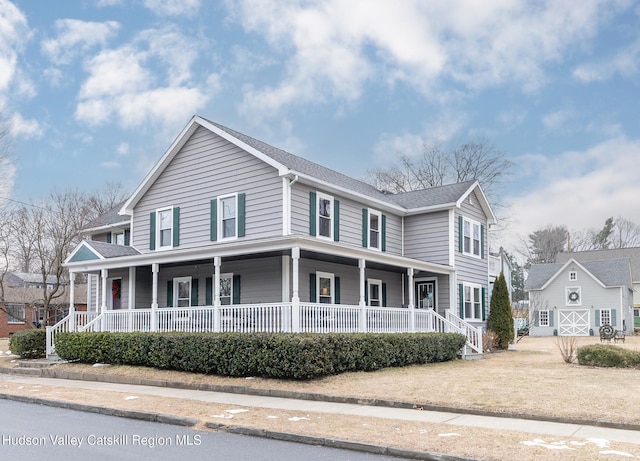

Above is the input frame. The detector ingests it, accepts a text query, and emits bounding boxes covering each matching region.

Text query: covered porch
[51,236,482,357]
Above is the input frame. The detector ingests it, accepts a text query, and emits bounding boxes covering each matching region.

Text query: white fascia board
[540,258,607,290]
[82,221,131,234]
[456,181,497,224]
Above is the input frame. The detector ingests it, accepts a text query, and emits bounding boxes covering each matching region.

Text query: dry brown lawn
[1,336,640,461]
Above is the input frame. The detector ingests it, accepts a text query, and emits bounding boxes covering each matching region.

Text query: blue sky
[1,0,640,253]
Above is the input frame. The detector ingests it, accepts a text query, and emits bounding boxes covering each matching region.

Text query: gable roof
[121,116,496,222]
[66,240,141,264]
[556,248,640,282]
[525,258,632,290]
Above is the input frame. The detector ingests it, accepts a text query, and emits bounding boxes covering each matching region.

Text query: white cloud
[503,137,640,252]
[9,113,42,139]
[230,0,626,118]
[116,142,129,156]
[75,26,212,129]
[0,0,29,91]
[143,0,201,16]
[100,161,120,169]
[573,38,640,82]
[542,109,575,131]
[41,19,120,65]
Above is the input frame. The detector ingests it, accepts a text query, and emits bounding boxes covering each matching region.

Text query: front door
[110,278,122,310]
[416,281,436,310]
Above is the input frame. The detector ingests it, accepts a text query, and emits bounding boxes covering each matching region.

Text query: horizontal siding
[133,127,283,251]
[290,183,402,256]
[455,192,489,286]
[404,211,450,264]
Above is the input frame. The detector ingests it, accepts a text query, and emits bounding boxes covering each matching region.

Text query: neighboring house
[488,247,513,302]
[0,272,87,337]
[525,258,634,336]
[556,248,640,328]
[57,116,496,356]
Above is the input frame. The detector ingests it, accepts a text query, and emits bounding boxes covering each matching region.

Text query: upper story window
[459,216,483,258]
[150,207,179,251]
[309,191,339,242]
[210,193,246,242]
[569,271,577,281]
[221,195,237,239]
[361,208,386,251]
[317,193,333,239]
[158,208,173,248]
[368,210,381,250]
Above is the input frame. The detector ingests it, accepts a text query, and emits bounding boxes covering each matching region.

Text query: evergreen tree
[488,272,514,349]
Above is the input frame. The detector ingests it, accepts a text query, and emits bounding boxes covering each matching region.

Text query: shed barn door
[558,310,589,336]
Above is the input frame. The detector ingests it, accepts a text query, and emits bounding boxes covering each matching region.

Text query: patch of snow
[267,416,279,419]
[245,376,255,380]
[211,414,234,419]
[599,450,636,458]
[124,396,138,400]
[521,439,575,450]
[92,363,108,367]
[587,438,611,448]
[419,429,428,434]
[5,350,12,355]
[438,433,461,437]
[225,409,248,414]
[288,416,309,422]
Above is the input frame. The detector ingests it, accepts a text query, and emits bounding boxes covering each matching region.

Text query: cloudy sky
[1,0,639,253]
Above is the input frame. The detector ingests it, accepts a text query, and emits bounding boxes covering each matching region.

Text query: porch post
[408,268,415,331]
[151,263,159,332]
[291,247,300,332]
[359,259,367,332]
[213,256,221,332]
[68,272,76,331]
[128,267,135,331]
[101,269,108,332]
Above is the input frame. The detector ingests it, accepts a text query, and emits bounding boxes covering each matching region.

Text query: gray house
[525,258,634,336]
[54,116,496,356]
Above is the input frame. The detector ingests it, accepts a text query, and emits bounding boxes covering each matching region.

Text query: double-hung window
[317,193,333,239]
[317,272,334,304]
[600,309,611,326]
[462,284,483,320]
[210,193,245,242]
[368,279,382,307]
[220,274,233,305]
[7,304,25,324]
[368,210,381,250]
[539,310,549,327]
[157,208,173,249]
[220,195,237,239]
[462,217,481,257]
[173,277,192,307]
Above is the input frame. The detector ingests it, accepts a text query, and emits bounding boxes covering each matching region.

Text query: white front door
[558,310,589,336]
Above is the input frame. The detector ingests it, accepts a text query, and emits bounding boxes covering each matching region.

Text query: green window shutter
[549,310,554,327]
[381,215,387,252]
[458,216,463,253]
[309,192,317,236]
[238,193,246,237]
[232,275,241,304]
[458,283,464,317]
[205,277,213,306]
[309,273,316,302]
[335,277,340,304]
[167,280,173,307]
[124,230,130,246]
[106,233,112,244]
[149,212,156,250]
[481,287,486,321]
[191,278,199,306]
[210,198,217,241]
[382,283,387,307]
[611,309,617,327]
[333,199,340,242]
[362,208,368,247]
[595,309,601,327]
[481,225,485,258]
[172,207,180,247]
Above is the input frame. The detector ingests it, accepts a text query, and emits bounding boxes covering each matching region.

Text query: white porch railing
[445,311,483,354]
[46,304,478,357]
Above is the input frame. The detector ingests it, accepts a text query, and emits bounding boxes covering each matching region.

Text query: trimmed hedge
[55,331,466,379]
[9,329,46,359]
[577,344,640,368]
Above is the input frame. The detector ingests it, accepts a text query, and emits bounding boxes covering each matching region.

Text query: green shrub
[9,329,46,359]
[55,331,466,380]
[577,344,640,368]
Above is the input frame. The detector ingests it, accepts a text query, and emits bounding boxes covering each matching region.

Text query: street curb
[2,364,640,432]
[204,422,478,461]
[0,392,198,427]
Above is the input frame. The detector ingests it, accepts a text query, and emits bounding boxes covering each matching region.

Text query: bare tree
[84,181,128,219]
[610,216,640,249]
[365,138,511,203]
[523,225,568,265]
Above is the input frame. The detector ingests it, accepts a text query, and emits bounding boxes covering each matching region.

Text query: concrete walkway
[1,372,638,446]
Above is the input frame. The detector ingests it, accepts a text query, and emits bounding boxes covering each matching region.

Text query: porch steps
[462,352,483,360]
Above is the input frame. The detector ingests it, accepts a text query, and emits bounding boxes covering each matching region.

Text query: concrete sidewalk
[1,371,638,446]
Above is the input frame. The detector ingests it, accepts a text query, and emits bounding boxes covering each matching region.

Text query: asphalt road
[0,399,400,461]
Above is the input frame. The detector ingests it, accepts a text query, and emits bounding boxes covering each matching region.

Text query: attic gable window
[569,271,577,281]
